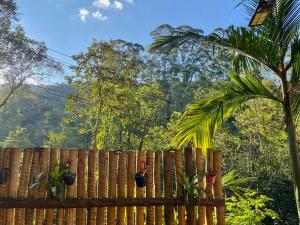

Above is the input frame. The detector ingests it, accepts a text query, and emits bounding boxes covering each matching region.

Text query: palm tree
[149,0,300,220]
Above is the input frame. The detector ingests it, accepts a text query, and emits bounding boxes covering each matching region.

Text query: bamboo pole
[87,150,97,225]
[117,152,127,225]
[45,149,59,225]
[213,151,225,225]
[154,151,162,225]
[146,151,154,225]
[136,151,146,225]
[195,148,206,225]
[97,150,108,225]
[185,147,196,225]
[175,149,186,225]
[205,149,214,225]
[5,148,21,225]
[126,151,135,225]
[76,149,87,225]
[57,149,69,225]
[36,148,50,225]
[65,149,78,225]
[108,151,118,225]
[0,148,10,223]
[25,150,40,225]
[164,151,175,225]
[15,149,33,225]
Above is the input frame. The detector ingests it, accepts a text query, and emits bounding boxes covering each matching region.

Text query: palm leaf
[172,73,281,152]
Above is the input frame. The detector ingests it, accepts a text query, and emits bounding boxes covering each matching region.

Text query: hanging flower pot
[206,172,216,184]
[63,171,76,186]
[0,168,9,184]
[135,172,146,188]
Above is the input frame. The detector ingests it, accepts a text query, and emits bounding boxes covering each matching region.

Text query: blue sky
[16,0,247,76]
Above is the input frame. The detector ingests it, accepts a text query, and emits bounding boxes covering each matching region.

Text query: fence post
[164,151,175,225]
[108,150,118,225]
[65,149,78,225]
[175,149,186,225]
[127,151,136,225]
[206,149,214,225]
[15,149,33,225]
[87,150,97,225]
[117,151,127,225]
[185,147,196,225]
[136,151,146,225]
[0,149,10,223]
[5,148,21,225]
[154,151,162,225]
[97,150,108,225]
[195,148,206,225]
[146,151,154,225]
[213,151,225,225]
[76,149,87,225]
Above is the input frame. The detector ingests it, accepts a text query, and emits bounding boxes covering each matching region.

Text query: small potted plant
[63,170,76,185]
[0,168,9,184]
[135,160,147,188]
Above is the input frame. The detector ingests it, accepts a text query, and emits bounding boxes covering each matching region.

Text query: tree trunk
[281,75,300,223]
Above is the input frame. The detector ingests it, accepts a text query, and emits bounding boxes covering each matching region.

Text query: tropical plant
[149,0,300,220]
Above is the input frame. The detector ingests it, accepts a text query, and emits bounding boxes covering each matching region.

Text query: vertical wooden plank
[65,149,78,225]
[45,149,59,225]
[205,149,214,225]
[185,147,196,225]
[97,150,108,225]
[5,148,21,225]
[76,149,87,225]
[136,151,146,225]
[213,151,225,225]
[57,149,69,225]
[126,151,135,225]
[164,151,175,225]
[87,150,97,225]
[25,150,40,225]
[195,148,206,225]
[146,151,154,225]
[175,149,186,225]
[117,152,127,225]
[0,148,9,223]
[108,151,118,225]
[36,148,50,225]
[15,149,33,225]
[154,151,162,225]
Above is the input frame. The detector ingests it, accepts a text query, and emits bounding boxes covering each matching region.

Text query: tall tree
[150,0,300,220]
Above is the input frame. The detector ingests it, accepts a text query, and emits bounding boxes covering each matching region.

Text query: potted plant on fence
[30,160,76,201]
[135,160,148,188]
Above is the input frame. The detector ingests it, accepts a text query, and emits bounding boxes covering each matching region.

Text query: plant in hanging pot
[135,160,148,188]
[0,168,9,184]
[206,170,216,185]
[63,170,76,186]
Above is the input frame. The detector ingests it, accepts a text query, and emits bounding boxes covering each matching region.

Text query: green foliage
[1,126,34,148]
[225,191,278,225]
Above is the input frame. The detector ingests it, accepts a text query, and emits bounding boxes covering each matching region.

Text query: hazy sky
[16,0,247,70]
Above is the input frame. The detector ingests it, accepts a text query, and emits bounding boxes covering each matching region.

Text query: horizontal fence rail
[0,147,225,225]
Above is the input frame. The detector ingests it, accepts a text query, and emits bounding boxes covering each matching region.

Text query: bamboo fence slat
[205,149,214,225]
[87,150,97,225]
[154,151,162,225]
[65,149,78,225]
[136,151,146,225]
[45,149,59,225]
[76,149,87,225]
[164,151,175,225]
[97,150,108,225]
[175,149,186,225]
[117,152,127,225]
[213,151,225,225]
[146,151,154,225]
[107,151,118,225]
[0,148,10,223]
[126,151,135,225]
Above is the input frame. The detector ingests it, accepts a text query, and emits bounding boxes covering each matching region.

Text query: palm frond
[172,73,281,152]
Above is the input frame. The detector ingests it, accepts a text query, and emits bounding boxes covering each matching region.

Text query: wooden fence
[0,147,225,225]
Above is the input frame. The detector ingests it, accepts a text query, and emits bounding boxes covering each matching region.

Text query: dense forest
[1,0,300,224]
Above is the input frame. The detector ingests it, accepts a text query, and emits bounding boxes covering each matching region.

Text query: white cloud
[93,0,111,9]
[126,0,134,4]
[92,11,108,21]
[79,8,89,22]
[113,1,123,10]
